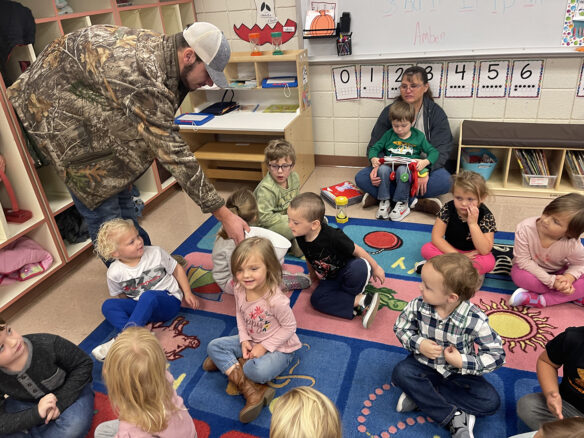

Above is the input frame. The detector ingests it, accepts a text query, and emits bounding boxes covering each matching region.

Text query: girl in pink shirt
[203,237,301,423]
[510,193,584,308]
[94,326,196,438]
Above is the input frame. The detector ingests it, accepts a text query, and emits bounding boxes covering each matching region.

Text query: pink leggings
[421,242,495,275]
[510,265,584,306]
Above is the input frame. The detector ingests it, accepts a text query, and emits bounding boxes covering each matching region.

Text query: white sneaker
[396,392,418,412]
[376,200,390,219]
[389,201,410,221]
[92,338,116,362]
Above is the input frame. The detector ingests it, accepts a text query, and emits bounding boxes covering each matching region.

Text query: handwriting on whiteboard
[413,22,445,45]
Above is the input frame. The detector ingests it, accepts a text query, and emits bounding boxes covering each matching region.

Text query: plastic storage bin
[521,173,557,189]
[567,169,584,190]
[461,149,498,180]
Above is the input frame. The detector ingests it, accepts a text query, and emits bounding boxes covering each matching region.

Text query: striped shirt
[394,297,505,377]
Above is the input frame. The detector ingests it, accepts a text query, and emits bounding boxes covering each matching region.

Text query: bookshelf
[458,120,584,198]
[179,50,315,185]
[0,0,195,310]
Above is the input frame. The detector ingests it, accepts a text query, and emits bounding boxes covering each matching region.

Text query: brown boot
[202,356,218,372]
[227,365,275,423]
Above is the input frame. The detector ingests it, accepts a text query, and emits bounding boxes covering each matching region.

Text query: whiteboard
[299,0,575,61]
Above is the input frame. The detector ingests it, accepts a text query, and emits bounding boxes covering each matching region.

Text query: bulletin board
[299,0,582,61]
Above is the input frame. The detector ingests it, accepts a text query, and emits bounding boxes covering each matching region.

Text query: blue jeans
[70,187,151,248]
[355,166,452,201]
[311,257,370,320]
[0,384,94,438]
[102,290,181,331]
[392,355,500,427]
[207,335,294,384]
[377,164,411,202]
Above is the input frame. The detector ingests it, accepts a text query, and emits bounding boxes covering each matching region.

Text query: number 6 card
[508,60,543,98]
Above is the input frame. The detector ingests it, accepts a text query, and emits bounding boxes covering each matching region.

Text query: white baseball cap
[183,22,230,88]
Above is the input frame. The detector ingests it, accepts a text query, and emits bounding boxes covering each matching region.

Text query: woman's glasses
[400,83,423,91]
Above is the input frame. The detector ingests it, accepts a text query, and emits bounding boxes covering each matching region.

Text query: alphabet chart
[445,61,476,98]
[417,63,444,98]
[332,65,358,100]
[508,60,543,98]
[477,61,509,98]
[386,64,413,99]
[360,65,384,99]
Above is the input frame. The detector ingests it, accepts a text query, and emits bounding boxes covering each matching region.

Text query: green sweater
[368,127,439,164]
[254,172,299,239]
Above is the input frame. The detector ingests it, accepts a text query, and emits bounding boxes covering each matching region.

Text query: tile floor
[6,166,550,344]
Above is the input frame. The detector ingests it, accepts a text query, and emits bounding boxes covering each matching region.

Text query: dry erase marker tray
[174,113,214,126]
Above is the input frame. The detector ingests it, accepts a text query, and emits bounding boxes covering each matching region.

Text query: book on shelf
[566,150,584,175]
[320,181,363,206]
[229,79,257,88]
[263,104,299,113]
[514,149,550,176]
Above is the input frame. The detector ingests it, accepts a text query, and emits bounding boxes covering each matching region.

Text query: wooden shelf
[458,120,584,198]
[0,0,197,310]
[180,49,315,185]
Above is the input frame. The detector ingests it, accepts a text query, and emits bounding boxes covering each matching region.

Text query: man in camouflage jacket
[7,23,247,246]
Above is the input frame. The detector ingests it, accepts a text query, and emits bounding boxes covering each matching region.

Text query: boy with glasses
[368,101,439,221]
[254,139,303,256]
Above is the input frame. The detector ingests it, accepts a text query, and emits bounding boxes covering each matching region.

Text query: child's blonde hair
[231,237,282,297]
[264,139,296,165]
[427,253,479,302]
[270,386,342,438]
[289,193,325,225]
[389,100,415,123]
[103,326,178,433]
[95,218,136,260]
[539,417,584,438]
[542,192,584,239]
[452,170,490,202]
[218,188,258,239]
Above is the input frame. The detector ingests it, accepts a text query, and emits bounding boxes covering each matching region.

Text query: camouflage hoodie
[7,24,224,212]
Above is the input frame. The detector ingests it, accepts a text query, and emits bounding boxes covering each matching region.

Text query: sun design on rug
[478,298,556,353]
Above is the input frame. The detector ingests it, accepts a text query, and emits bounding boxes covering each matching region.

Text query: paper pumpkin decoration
[310,10,335,36]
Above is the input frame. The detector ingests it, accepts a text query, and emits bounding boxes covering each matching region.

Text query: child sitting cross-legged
[515,326,584,433]
[368,100,439,221]
[254,139,303,256]
[509,192,584,308]
[93,326,196,437]
[416,170,497,280]
[393,253,505,438]
[287,192,384,329]
[203,237,302,423]
[212,188,310,294]
[91,218,199,362]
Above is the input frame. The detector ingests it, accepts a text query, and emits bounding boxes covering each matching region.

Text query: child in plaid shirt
[393,253,505,438]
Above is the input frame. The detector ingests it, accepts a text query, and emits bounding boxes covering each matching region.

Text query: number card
[509,60,543,98]
[360,65,384,99]
[577,61,584,97]
[332,65,358,100]
[417,63,444,98]
[386,64,413,99]
[477,61,509,98]
[445,61,476,98]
